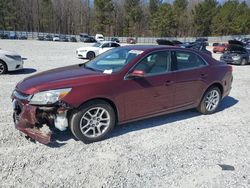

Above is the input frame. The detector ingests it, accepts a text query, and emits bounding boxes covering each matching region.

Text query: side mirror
[127,70,145,79]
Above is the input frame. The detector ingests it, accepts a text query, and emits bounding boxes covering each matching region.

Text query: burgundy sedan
[12,46,233,144]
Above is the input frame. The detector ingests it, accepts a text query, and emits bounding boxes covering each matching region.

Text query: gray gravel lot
[0,40,250,188]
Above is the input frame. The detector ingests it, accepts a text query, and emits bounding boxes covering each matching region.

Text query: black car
[19,32,28,40]
[220,44,249,65]
[44,34,53,41]
[0,31,9,39]
[111,37,120,43]
[70,36,77,42]
[84,36,96,43]
[191,42,212,56]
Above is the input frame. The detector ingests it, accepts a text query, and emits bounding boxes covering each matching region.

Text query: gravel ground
[0,40,250,188]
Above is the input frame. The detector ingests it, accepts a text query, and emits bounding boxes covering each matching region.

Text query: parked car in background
[11,45,233,144]
[95,34,104,42]
[80,33,89,42]
[220,43,250,65]
[53,34,60,41]
[213,43,228,53]
[127,37,136,44]
[84,36,96,43]
[19,32,28,40]
[9,31,18,39]
[76,41,120,59]
[37,35,44,41]
[70,36,77,42]
[156,39,183,47]
[0,49,23,74]
[44,34,53,41]
[59,35,69,42]
[111,37,120,43]
[196,38,208,46]
[0,31,9,39]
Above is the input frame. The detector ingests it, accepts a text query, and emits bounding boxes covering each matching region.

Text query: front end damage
[12,91,72,144]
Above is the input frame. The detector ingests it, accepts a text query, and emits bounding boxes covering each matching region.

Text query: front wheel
[197,87,221,115]
[0,61,7,75]
[70,100,116,143]
[87,51,95,60]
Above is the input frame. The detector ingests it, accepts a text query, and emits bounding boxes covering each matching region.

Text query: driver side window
[133,51,171,76]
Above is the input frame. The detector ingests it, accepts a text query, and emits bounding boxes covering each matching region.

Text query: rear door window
[173,51,207,70]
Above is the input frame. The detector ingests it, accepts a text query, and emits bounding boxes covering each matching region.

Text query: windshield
[84,48,144,73]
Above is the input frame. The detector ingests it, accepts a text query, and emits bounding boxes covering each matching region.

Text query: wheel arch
[201,82,224,103]
[73,97,119,123]
[0,59,8,71]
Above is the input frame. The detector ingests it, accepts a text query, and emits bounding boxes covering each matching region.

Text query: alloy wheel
[79,107,110,138]
[204,90,220,112]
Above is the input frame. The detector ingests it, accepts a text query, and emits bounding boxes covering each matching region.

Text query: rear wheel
[0,61,7,75]
[70,100,116,143]
[197,87,221,115]
[87,51,95,60]
[241,58,247,65]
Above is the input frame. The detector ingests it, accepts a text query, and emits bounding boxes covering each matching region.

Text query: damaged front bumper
[12,91,72,144]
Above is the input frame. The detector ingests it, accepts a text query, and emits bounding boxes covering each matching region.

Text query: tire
[197,87,221,115]
[241,58,247,65]
[87,51,95,60]
[0,61,7,75]
[70,100,116,143]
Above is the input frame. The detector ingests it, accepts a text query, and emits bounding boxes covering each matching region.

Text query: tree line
[0,0,250,37]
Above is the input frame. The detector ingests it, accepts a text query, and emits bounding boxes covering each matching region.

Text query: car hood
[77,47,99,51]
[0,49,20,56]
[16,64,103,95]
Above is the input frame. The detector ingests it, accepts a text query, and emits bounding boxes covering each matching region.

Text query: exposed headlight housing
[232,56,240,60]
[29,88,72,105]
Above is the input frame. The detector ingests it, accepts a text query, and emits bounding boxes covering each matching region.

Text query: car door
[122,50,175,120]
[171,50,209,108]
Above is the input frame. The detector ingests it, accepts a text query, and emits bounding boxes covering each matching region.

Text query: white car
[95,34,104,42]
[0,49,23,75]
[53,35,60,41]
[76,41,120,59]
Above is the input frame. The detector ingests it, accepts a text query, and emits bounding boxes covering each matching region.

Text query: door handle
[165,80,174,86]
[200,73,208,79]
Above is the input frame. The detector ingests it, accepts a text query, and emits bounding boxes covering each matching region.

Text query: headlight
[5,55,21,61]
[29,88,71,105]
[232,56,240,60]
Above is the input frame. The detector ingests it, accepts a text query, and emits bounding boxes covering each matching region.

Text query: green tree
[151,3,175,37]
[124,0,143,36]
[94,0,114,35]
[192,0,218,36]
[212,0,250,35]
[173,0,188,36]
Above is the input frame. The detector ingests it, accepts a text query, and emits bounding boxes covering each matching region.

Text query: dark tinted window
[174,51,206,70]
[102,43,110,48]
[111,43,120,47]
[134,51,171,75]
